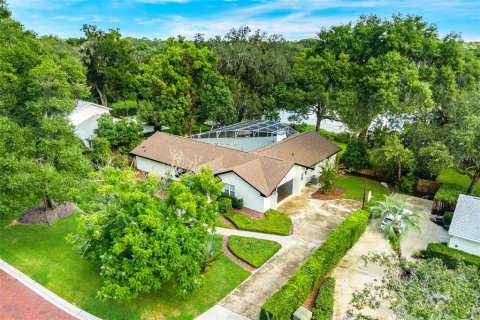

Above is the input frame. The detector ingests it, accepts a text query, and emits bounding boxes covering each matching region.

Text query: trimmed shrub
[220,193,244,209]
[312,277,335,320]
[260,209,369,320]
[434,184,464,202]
[218,197,232,214]
[342,137,370,171]
[425,243,480,269]
[443,211,453,230]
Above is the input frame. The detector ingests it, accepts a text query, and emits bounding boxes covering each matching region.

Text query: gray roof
[449,194,480,243]
[190,120,298,139]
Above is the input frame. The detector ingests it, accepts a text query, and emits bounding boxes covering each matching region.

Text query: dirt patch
[311,187,345,200]
[232,207,265,220]
[18,202,76,224]
[222,236,255,272]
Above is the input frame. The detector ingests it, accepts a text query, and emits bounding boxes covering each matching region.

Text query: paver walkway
[0,259,101,320]
[198,186,361,320]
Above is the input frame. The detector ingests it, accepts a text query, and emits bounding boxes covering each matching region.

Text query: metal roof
[190,120,298,139]
[449,194,480,243]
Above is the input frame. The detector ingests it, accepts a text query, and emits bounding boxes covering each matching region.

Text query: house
[448,194,480,256]
[131,124,340,212]
[68,100,111,148]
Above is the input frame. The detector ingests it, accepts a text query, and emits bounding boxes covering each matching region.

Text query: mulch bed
[311,187,345,200]
[221,236,255,272]
[18,202,76,224]
[231,207,265,220]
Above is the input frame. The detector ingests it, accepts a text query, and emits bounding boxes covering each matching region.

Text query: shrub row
[425,243,480,269]
[442,211,453,230]
[434,183,464,202]
[312,277,335,320]
[260,209,369,320]
[219,193,244,209]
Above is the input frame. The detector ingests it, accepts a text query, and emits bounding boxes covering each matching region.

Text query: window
[224,183,235,197]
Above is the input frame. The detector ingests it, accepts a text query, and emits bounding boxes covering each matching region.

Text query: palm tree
[370,194,421,257]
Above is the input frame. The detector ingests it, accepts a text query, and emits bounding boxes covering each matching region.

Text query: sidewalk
[0,259,101,320]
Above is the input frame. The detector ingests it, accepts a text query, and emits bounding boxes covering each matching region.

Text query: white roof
[449,194,480,243]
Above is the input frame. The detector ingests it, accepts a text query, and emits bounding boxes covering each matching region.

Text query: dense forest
[1,0,480,222]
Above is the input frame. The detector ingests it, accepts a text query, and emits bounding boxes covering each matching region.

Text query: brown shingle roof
[131,132,294,196]
[254,131,341,168]
[131,131,340,196]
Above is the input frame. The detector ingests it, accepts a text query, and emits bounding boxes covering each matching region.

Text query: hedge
[312,277,335,320]
[260,209,369,320]
[443,211,453,230]
[434,184,465,202]
[425,243,480,269]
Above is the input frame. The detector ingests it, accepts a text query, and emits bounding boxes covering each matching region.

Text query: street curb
[0,258,102,320]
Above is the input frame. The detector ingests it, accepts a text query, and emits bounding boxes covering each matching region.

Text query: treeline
[1,0,480,220]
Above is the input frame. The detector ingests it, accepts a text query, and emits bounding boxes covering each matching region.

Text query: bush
[260,209,369,320]
[312,277,335,320]
[434,184,464,202]
[220,193,243,209]
[218,197,232,214]
[342,137,370,170]
[425,243,480,269]
[397,172,415,193]
[443,211,453,230]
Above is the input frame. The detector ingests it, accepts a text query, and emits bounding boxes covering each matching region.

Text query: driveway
[332,194,449,319]
[198,186,361,320]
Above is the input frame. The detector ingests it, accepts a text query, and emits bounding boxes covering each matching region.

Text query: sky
[6,0,480,41]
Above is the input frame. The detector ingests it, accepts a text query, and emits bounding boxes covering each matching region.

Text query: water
[279,111,347,133]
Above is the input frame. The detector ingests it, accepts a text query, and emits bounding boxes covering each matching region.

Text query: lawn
[216,215,231,229]
[224,209,292,236]
[0,215,250,320]
[436,168,480,195]
[334,141,347,158]
[228,236,281,268]
[333,175,390,201]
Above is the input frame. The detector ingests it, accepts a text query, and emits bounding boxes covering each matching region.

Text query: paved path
[215,227,292,248]
[198,186,361,320]
[331,194,449,319]
[0,259,101,320]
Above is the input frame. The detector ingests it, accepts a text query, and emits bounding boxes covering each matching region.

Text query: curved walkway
[198,187,361,320]
[0,259,101,320]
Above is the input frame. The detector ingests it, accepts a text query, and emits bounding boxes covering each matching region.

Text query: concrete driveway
[331,194,449,319]
[198,186,361,320]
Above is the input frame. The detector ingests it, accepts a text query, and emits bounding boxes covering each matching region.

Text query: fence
[416,178,441,195]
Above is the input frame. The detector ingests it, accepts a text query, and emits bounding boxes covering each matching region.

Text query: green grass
[216,216,231,229]
[224,209,292,236]
[0,215,250,320]
[111,100,139,110]
[228,236,281,268]
[334,141,347,158]
[436,168,480,195]
[333,175,390,201]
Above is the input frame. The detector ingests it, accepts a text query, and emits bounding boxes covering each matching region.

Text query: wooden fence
[416,178,441,196]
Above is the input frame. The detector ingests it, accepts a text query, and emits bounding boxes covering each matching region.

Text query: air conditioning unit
[310,176,319,185]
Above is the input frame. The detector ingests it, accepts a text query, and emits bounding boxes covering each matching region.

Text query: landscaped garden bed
[0,215,251,320]
[311,187,345,200]
[224,209,292,236]
[18,202,76,224]
[228,236,281,268]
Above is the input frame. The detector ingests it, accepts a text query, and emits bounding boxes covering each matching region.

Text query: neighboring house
[68,100,111,148]
[131,124,340,212]
[448,194,480,256]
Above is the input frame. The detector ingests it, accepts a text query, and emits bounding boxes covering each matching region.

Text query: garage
[277,179,293,203]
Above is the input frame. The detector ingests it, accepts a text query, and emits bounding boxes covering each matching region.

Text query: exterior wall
[68,104,110,126]
[135,156,178,180]
[217,172,271,212]
[448,235,480,256]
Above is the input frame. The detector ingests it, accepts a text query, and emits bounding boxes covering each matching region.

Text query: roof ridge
[253,131,310,153]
